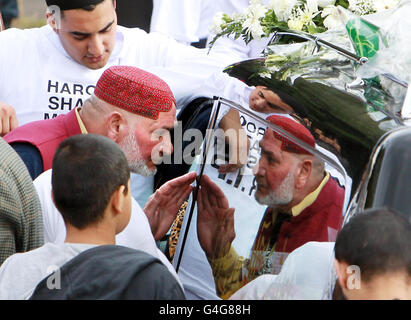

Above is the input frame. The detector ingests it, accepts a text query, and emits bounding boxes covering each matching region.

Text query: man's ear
[46,6,62,33]
[334,259,350,290]
[46,12,58,33]
[110,184,127,215]
[106,112,126,143]
[113,0,117,10]
[294,158,312,189]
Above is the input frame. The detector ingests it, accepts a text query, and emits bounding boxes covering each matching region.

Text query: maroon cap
[94,66,176,120]
[266,115,315,155]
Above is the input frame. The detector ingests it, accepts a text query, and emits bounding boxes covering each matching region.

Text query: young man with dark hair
[0,134,186,300]
[0,0,235,134]
[334,208,411,300]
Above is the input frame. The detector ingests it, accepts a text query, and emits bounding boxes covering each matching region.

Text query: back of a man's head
[52,134,130,229]
[335,208,411,282]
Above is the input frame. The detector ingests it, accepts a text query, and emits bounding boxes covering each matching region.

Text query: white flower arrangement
[209,0,400,47]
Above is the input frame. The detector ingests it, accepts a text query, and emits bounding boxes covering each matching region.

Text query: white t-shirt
[33,169,181,287]
[229,242,336,300]
[0,242,96,300]
[0,24,237,126]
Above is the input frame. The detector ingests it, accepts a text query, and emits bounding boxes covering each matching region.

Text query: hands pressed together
[144,171,196,241]
[197,175,236,259]
[144,170,236,259]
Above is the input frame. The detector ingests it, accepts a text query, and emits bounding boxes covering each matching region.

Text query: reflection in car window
[175,104,348,299]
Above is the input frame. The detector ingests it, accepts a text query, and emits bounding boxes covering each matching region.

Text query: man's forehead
[143,106,177,130]
[260,130,284,155]
[260,129,282,147]
[59,0,116,32]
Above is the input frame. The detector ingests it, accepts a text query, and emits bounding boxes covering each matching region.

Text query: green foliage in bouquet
[209,0,401,51]
[209,0,352,49]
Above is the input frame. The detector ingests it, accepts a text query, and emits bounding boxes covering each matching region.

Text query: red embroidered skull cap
[266,115,315,155]
[94,66,176,120]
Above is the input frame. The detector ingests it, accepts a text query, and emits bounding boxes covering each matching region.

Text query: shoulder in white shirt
[0,242,96,300]
[33,169,182,287]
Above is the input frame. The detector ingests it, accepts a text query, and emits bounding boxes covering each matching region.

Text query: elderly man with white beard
[197,115,345,299]
[5,66,196,282]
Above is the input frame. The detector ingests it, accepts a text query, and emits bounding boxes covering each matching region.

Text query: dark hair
[56,0,115,17]
[52,134,130,229]
[335,208,411,282]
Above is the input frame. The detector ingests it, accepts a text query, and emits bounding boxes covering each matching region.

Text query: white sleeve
[215,0,250,15]
[33,170,66,244]
[137,29,240,73]
[116,199,183,287]
[194,72,253,125]
[229,274,279,300]
[115,198,159,255]
[0,254,18,300]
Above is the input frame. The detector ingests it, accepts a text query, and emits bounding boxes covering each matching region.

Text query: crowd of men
[0,0,410,300]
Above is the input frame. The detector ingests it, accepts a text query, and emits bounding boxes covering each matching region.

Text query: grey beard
[118,132,157,177]
[255,171,294,208]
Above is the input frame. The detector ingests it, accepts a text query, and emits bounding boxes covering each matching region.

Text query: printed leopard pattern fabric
[168,200,188,260]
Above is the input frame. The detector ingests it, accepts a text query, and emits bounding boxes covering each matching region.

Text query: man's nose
[88,35,105,56]
[253,160,265,177]
[161,134,173,156]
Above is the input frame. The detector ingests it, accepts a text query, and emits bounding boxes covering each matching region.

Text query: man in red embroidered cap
[5,65,177,179]
[4,66,195,253]
[197,115,345,299]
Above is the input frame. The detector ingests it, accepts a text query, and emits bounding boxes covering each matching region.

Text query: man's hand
[0,102,18,136]
[218,109,250,174]
[144,172,196,241]
[197,175,236,259]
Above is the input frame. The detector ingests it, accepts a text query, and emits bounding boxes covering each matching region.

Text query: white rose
[245,2,268,19]
[269,0,298,21]
[210,12,225,34]
[323,14,341,29]
[288,18,304,31]
[307,0,319,12]
[243,17,265,40]
[318,0,336,8]
[322,6,342,29]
